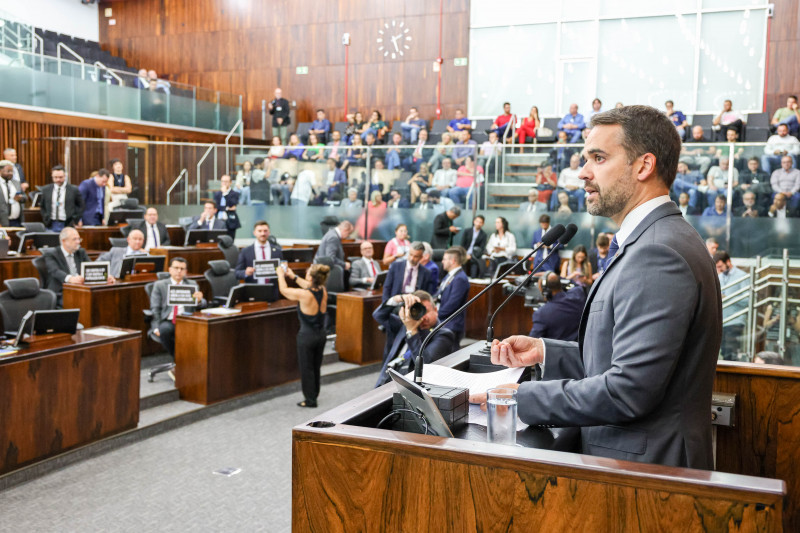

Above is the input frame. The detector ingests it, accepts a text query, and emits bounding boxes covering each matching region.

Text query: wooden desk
[62,275,210,356]
[297,240,387,262]
[175,300,300,405]
[23,208,42,223]
[293,345,786,531]
[165,225,185,246]
[335,290,385,365]
[150,246,225,274]
[77,226,123,251]
[0,328,140,474]
[465,280,530,339]
[0,255,41,286]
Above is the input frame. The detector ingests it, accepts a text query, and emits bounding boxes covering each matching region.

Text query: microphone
[482,223,579,353]
[413,224,566,373]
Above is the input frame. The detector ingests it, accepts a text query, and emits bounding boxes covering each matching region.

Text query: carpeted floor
[0,371,378,533]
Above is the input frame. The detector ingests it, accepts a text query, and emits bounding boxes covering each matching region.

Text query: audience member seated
[734,191,761,218]
[762,124,800,174]
[712,99,745,140]
[427,157,457,196]
[738,157,771,207]
[460,214,487,278]
[400,107,427,143]
[770,155,800,210]
[715,129,745,169]
[99,229,147,277]
[361,110,388,143]
[386,190,410,210]
[285,135,305,159]
[150,257,206,359]
[323,159,347,201]
[214,174,241,238]
[452,130,477,167]
[408,164,431,204]
[448,157,483,208]
[383,223,412,265]
[346,111,366,143]
[529,272,585,341]
[3,147,28,190]
[427,132,455,172]
[485,216,516,276]
[40,164,84,232]
[251,157,266,183]
[431,205,461,249]
[531,214,560,273]
[706,158,739,205]
[557,103,586,143]
[534,164,557,207]
[316,220,353,274]
[373,291,455,387]
[235,160,253,190]
[189,201,226,231]
[561,245,592,287]
[434,246,470,348]
[767,192,799,218]
[419,242,440,294]
[415,192,435,210]
[478,131,502,178]
[266,136,286,174]
[714,250,748,360]
[341,188,363,209]
[78,168,109,226]
[447,109,471,135]
[677,192,700,217]
[586,98,603,122]
[589,233,611,278]
[553,153,585,211]
[405,129,432,172]
[381,241,430,302]
[517,106,540,148]
[679,126,714,175]
[350,241,382,290]
[302,133,324,163]
[487,102,516,140]
[108,158,133,211]
[44,227,111,306]
[324,131,347,169]
[555,191,573,214]
[672,161,704,210]
[549,131,576,172]
[702,195,727,217]
[519,188,539,213]
[309,109,331,144]
[705,237,719,256]
[347,134,366,167]
[137,207,170,250]
[234,221,283,299]
[665,100,689,140]
[385,132,410,170]
[770,95,800,136]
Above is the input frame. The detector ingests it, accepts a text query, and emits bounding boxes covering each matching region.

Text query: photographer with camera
[529,272,586,341]
[372,291,455,387]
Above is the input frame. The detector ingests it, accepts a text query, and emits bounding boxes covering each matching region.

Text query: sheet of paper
[83,327,126,337]
[202,307,242,316]
[420,364,525,396]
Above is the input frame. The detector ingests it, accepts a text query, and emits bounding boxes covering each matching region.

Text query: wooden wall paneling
[765,0,800,113]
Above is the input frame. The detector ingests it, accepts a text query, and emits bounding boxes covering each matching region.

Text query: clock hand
[391,35,399,51]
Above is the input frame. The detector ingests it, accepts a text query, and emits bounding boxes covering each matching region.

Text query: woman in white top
[382,223,412,265]
[235,160,253,189]
[484,216,517,276]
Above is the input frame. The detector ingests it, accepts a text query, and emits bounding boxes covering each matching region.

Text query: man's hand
[153,328,160,337]
[69,275,85,284]
[345,261,351,270]
[490,336,544,368]
[398,293,423,335]
[193,291,203,301]
[469,382,520,410]
[449,225,459,233]
[107,276,117,284]
[245,266,255,276]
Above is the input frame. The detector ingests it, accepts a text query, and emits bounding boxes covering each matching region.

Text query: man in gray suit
[350,241,382,289]
[474,106,722,470]
[314,219,353,271]
[0,159,26,226]
[150,257,206,357]
[97,229,148,277]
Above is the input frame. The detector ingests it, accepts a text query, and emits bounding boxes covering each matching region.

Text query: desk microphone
[414,224,566,366]
[481,223,578,354]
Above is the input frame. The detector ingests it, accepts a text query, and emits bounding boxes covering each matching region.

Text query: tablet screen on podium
[387,369,454,438]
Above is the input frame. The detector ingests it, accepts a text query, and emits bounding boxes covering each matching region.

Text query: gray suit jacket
[517,202,722,469]
[315,229,346,268]
[0,178,25,226]
[97,247,146,278]
[150,278,206,323]
[350,257,382,288]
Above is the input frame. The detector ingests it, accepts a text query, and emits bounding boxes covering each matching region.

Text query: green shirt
[772,107,795,123]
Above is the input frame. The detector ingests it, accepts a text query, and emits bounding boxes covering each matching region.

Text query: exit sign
[454,57,468,67]
[296,66,309,75]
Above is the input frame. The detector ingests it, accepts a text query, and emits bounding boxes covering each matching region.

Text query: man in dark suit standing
[373,291,456,387]
[234,220,283,299]
[381,242,431,303]
[528,272,585,341]
[0,159,26,226]
[40,165,84,232]
[434,246,471,349]
[314,220,353,272]
[530,214,560,273]
[459,214,488,278]
[188,201,227,231]
[44,226,114,305]
[79,169,109,226]
[478,106,722,470]
[136,207,171,250]
[431,206,461,249]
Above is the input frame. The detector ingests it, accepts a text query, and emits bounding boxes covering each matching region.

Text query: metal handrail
[166,168,188,206]
[224,118,243,174]
[56,42,84,79]
[196,144,217,204]
[93,60,123,85]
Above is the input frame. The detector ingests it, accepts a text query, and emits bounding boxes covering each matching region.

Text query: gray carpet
[0,371,378,533]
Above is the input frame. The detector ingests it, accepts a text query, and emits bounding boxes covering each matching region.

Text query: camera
[404,301,426,321]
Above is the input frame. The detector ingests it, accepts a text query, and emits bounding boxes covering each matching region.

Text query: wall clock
[376,20,412,60]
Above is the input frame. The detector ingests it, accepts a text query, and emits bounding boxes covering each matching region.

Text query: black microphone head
[558,224,579,245]
[541,224,566,246]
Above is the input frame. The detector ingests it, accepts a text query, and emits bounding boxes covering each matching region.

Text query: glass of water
[486,388,518,445]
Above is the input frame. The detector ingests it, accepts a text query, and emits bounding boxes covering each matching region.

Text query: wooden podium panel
[175,300,300,405]
[77,226,124,251]
[0,255,40,286]
[150,246,225,275]
[23,208,42,223]
[335,290,385,365]
[165,225,185,246]
[465,281,531,340]
[0,328,140,474]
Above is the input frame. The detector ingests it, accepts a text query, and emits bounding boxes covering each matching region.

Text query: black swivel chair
[109,237,128,248]
[31,255,50,289]
[324,264,345,334]
[23,222,47,233]
[143,275,174,382]
[217,235,239,268]
[0,278,57,336]
[320,216,340,237]
[203,260,238,306]
[121,218,145,237]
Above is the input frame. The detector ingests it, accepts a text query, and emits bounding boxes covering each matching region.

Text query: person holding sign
[235,220,283,296]
[97,228,147,277]
[276,263,330,408]
[44,227,115,306]
[188,201,226,231]
[150,257,206,359]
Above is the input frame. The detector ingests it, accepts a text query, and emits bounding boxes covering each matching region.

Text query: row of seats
[33,27,133,73]
[295,120,494,144]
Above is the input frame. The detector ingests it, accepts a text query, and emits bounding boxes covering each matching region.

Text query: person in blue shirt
[447,109,471,135]
[557,103,586,143]
[714,250,749,360]
[665,100,689,140]
[671,161,704,209]
[529,272,586,341]
[309,109,331,143]
[400,107,427,143]
[78,169,109,226]
[702,195,728,217]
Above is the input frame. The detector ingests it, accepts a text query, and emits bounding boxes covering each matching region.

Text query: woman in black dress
[277,263,330,407]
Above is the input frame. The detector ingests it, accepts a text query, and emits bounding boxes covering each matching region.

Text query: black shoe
[297,400,318,408]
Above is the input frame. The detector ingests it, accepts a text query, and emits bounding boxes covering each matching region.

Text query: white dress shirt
[615,195,673,248]
[1,179,21,220]
[144,222,161,250]
[402,262,419,293]
[51,184,67,221]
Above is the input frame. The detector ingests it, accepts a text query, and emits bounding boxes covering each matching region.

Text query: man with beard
[472,105,722,469]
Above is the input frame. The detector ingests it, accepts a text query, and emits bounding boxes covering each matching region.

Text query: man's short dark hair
[748,157,760,164]
[715,194,726,202]
[253,157,264,166]
[539,214,550,224]
[170,257,188,268]
[590,105,682,189]
[97,168,110,177]
[503,102,510,107]
[109,158,121,167]
[473,214,484,223]
[713,250,731,264]
[790,95,798,102]
[544,272,562,292]
[412,290,434,304]
[444,246,466,266]
[51,164,65,173]
[204,200,216,208]
[253,220,269,230]
[665,100,674,106]
[596,234,610,247]
[316,108,324,113]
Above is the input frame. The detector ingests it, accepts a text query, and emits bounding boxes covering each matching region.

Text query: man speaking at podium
[475,106,722,469]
